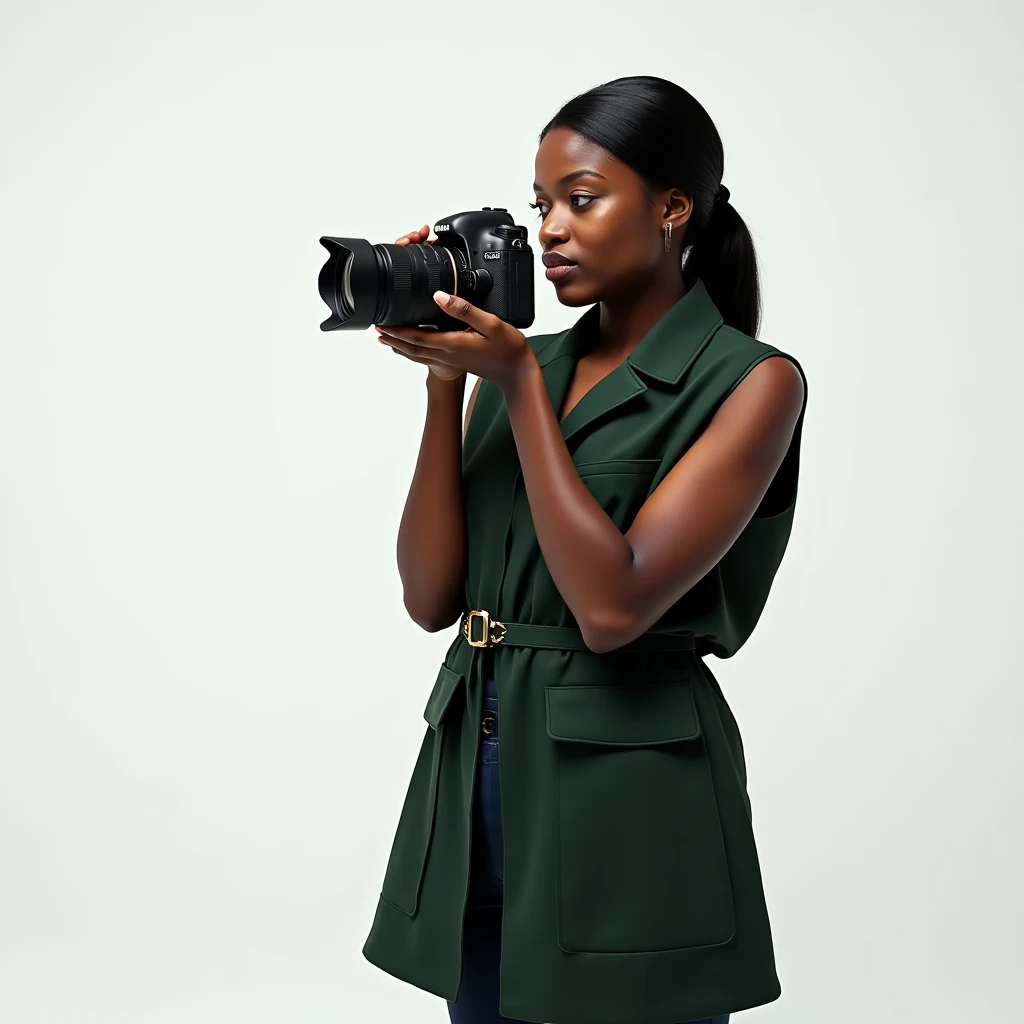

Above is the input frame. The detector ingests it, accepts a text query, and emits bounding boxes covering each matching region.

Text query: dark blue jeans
[446,675,731,1024]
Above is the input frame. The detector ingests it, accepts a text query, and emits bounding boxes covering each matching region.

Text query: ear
[662,189,693,231]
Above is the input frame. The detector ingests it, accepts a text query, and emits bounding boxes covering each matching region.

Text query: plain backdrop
[2,1,1021,1021]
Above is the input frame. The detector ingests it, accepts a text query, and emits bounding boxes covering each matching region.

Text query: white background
[2,1,1021,1021]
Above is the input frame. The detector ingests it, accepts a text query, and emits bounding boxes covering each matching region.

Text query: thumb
[433,290,493,332]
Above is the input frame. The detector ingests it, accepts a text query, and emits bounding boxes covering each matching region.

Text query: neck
[593,274,688,361]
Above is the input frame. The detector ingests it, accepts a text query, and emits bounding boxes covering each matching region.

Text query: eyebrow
[532,168,607,191]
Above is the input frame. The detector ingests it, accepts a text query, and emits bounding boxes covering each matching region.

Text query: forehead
[533,127,622,189]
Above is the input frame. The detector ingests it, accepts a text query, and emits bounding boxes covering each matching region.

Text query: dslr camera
[318,208,535,332]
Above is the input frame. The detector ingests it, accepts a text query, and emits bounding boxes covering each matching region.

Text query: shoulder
[706,325,797,368]
[706,326,807,409]
[694,331,807,477]
[716,356,805,449]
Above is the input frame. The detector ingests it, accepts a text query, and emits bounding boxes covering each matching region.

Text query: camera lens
[318,236,462,331]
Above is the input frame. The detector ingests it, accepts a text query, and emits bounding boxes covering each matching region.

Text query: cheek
[594,228,660,279]
[591,204,655,259]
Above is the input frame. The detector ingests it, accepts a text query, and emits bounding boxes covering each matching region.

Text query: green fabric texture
[362,277,808,1023]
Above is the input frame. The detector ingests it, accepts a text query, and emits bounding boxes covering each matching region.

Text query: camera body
[318,207,535,331]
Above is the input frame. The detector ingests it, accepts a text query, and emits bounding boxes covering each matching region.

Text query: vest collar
[534,276,724,385]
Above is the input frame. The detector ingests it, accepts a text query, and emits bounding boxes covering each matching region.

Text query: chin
[554,293,593,308]
[551,280,597,307]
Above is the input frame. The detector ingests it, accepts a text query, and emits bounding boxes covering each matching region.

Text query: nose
[537,218,568,252]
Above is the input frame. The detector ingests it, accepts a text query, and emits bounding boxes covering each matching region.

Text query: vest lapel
[543,345,648,449]
[534,277,726,450]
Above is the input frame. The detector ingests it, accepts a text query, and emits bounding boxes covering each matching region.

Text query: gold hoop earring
[663,222,672,252]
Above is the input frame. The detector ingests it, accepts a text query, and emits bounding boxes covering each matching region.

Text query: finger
[377,326,468,353]
[376,330,434,354]
[395,223,430,246]
[379,335,448,369]
[378,331,454,363]
[378,335,420,355]
[432,290,497,334]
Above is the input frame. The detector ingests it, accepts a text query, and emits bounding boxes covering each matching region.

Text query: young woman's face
[531,126,691,307]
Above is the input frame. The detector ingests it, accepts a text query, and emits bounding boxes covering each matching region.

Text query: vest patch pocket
[545,681,736,953]
[424,663,464,729]
[572,458,660,531]
[380,663,464,916]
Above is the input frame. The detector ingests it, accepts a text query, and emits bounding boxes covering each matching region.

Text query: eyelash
[528,194,596,219]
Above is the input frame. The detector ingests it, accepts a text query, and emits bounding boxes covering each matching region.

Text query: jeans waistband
[481,675,498,740]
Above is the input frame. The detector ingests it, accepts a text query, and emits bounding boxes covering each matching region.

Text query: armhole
[723,353,808,520]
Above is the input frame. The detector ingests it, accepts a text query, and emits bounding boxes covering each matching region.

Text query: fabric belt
[460,609,696,653]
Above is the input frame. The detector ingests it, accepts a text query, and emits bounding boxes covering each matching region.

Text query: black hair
[539,75,761,338]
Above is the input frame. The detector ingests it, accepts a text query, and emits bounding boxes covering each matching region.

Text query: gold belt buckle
[464,608,506,647]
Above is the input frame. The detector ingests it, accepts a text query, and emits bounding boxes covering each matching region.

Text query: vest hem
[497,975,782,1024]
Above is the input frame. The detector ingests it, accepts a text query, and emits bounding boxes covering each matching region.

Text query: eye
[528,194,596,219]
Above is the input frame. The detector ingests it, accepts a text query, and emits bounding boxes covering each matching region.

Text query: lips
[542,252,577,268]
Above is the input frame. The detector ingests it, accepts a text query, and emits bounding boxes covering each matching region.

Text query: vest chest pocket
[573,458,661,531]
[545,680,736,953]
[380,663,464,916]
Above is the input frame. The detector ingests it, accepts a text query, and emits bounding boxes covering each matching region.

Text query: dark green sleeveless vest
[362,277,808,1023]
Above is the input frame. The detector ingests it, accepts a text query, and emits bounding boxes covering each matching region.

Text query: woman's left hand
[374,290,535,391]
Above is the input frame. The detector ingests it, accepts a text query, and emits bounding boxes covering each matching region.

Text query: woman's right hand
[388,223,465,382]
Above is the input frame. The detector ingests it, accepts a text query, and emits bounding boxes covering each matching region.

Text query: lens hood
[319,237,386,331]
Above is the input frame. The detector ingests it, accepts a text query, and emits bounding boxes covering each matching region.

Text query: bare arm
[501,356,806,652]
[396,373,482,631]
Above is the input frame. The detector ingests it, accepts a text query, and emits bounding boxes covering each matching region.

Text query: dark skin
[376,126,805,653]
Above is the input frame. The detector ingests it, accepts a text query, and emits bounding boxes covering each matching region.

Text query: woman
[364,75,808,1024]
